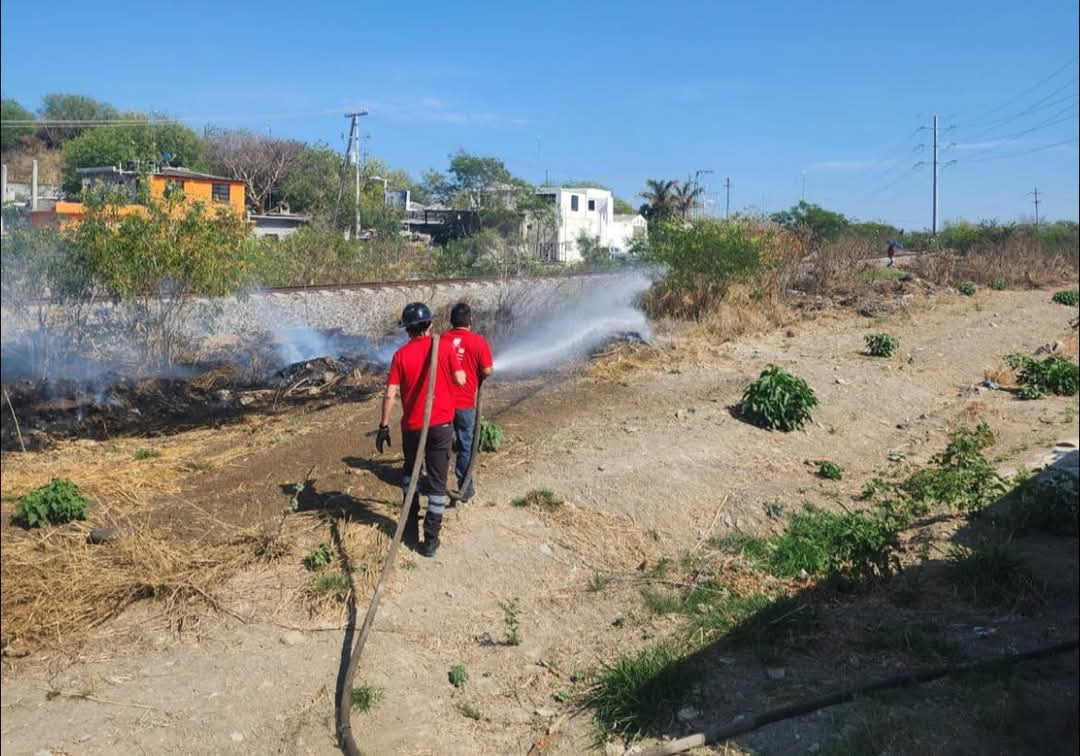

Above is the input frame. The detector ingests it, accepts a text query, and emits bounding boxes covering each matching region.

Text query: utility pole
[693,169,713,218]
[931,114,939,237]
[800,170,806,203]
[1031,187,1041,231]
[724,177,732,218]
[340,111,367,240]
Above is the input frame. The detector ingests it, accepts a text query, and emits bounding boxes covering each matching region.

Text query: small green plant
[901,423,1005,512]
[1051,289,1079,306]
[762,500,786,519]
[303,543,334,571]
[498,599,522,645]
[864,332,899,357]
[641,589,683,615]
[948,539,1033,605]
[815,460,845,480]
[989,279,1006,291]
[1005,353,1079,399]
[588,572,613,592]
[350,685,383,712]
[957,282,977,296]
[457,702,483,720]
[995,471,1079,537]
[12,479,89,528]
[313,572,350,597]
[478,418,504,452]
[510,489,563,510]
[585,641,694,740]
[449,664,469,687]
[739,364,818,431]
[132,448,161,461]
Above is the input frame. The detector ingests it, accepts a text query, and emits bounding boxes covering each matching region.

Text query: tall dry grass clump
[797,235,878,296]
[916,236,1076,289]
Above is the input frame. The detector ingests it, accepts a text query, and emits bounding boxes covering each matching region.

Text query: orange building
[30,166,246,229]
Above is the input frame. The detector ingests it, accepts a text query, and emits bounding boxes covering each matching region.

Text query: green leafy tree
[279,143,341,215]
[613,197,636,215]
[60,119,203,193]
[770,201,850,242]
[1,98,36,150]
[648,218,760,285]
[38,93,119,146]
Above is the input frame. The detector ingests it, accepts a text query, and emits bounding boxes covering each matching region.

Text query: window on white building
[588,199,596,211]
[570,194,579,211]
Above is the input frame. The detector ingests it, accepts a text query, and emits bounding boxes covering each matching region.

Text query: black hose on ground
[337,334,441,756]
[639,638,1080,756]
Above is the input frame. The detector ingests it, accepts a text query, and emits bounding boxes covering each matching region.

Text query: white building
[531,187,646,263]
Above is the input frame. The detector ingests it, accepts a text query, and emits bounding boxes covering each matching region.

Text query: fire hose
[337,334,441,756]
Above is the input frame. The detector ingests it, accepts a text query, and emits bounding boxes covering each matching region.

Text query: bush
[948,539,1033,606]
[816,460,844,480]
[1006,354,1080,399]
[12,479,89,528]
[902,423,1005,512]
[350,685,383,712]
[995,471,1079,537]
[956,282,977,296]
[1051,289,1079,306]
[478,418,503,452]
[759,503,902,586]
[449,664,469,687]
[303,543,334,571]
[989,279,1006,291]
[739,365,818,431]
[510,489,562,510]
[864,333,899,357]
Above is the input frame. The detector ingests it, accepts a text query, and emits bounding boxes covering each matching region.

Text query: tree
[1,98,36,150]
[673,180,705,219]
[279,143,340,215]
[638,179,679,223]
[60,119,203,193]
[770,201,850,242]
[38,93,119,146]
[204,128,304,213]
[447,151,515,208]
[613,197,636,215]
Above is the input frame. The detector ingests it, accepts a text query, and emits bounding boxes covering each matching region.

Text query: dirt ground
[2,287,1078,755]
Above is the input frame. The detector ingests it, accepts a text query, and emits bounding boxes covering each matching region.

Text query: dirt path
[2,289,1077,755]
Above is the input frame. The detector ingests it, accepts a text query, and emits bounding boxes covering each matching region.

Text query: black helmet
[400,302,433,328]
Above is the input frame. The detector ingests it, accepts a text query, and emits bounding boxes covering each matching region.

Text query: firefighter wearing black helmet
[377,302,466,557]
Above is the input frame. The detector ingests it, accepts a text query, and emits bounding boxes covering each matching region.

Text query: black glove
[376,425,391,454]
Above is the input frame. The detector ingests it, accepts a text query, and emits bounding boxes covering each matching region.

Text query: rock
[279,630,306,647]
[766,667,786,680]
[604,742,626,756]
[539,543,554,557]
[87,527,121,544]
[230,732,244,743]
[597,464,606,471]
[835,378,847,385]
[238,394,257,407]
[676,705,699,723]
[675,409,687,420]
[534,707,556,718]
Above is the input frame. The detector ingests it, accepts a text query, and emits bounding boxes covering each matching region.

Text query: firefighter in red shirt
[446,302,494,501]
[376,302,466,557]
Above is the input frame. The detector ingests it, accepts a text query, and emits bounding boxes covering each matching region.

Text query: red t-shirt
[447,328,493,410]
[387,335,458,431]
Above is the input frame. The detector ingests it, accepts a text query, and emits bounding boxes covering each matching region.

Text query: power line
[959,84,1079,143]
[960,137,1078,163]
[956,56,1078,127]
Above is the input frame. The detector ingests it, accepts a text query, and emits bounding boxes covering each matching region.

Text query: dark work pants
[402,422,453,542]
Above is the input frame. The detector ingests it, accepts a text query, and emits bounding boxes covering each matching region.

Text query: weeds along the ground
[582,420,1073,745]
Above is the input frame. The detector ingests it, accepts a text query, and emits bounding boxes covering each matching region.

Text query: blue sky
[2,0,1077,230]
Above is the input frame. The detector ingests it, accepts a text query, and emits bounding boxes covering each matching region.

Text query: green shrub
[449,664,469,687]
[1051,289,1079,306]
[12,479,89,528]
[989,279,1006,291]
[948,539,1033,606]
[498,599,522,645]
[739,365,818,431]
[956,282,977,296]
[350,685,383,712]
[303,543,334,571]
[816,460,844,480]
[478,418,503,452]
[313,572,350,597]
[902,423,1005,512]
[585,641,694,740]
[995,471,1079,537]
[759,503,901,586]
[864,333,899,357]
[1006,353,1079,399]
[510,489,562,510]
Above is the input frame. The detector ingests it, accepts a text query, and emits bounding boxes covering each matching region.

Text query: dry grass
[799,236,878,296]
[915,239,1076,289]
[0,519,285,650]
[539,501,659,571]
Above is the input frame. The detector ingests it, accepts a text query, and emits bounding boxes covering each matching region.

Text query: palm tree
[638,179,678,222]
[673,180,705,219]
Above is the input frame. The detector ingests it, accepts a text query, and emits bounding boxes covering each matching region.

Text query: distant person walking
[446,302,493,502]
[376,302,466,557]
[886,239,903,267]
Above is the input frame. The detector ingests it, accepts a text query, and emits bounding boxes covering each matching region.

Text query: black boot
[403,494,421,548]
[421,511,443,557]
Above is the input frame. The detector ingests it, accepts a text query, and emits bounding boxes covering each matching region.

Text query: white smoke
[493,271,652,375]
